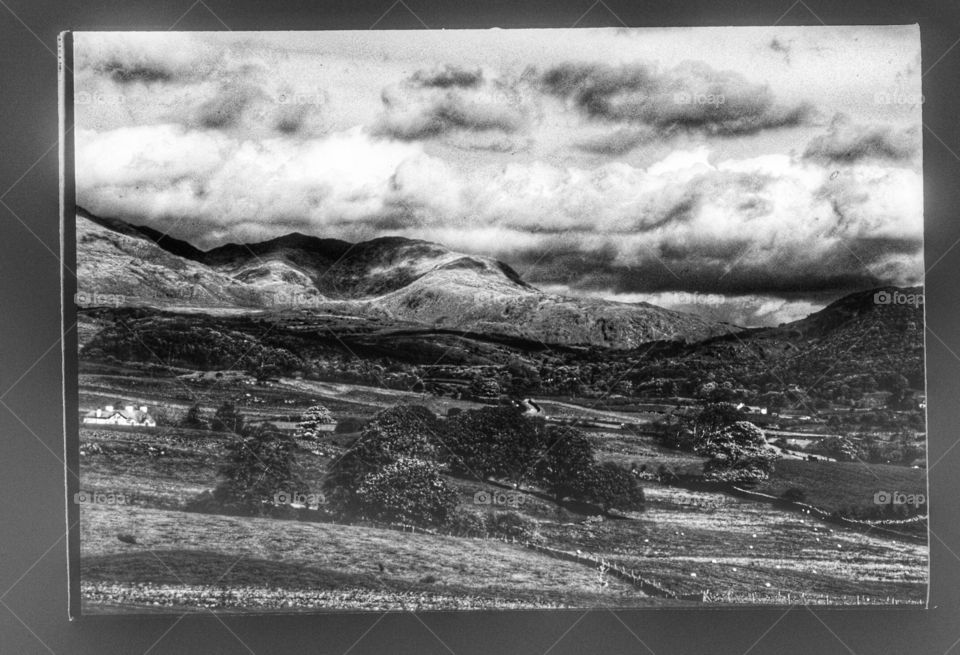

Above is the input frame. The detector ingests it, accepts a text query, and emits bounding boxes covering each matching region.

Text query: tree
[811,436,859,462]
[213,423,306,515]
[211,401,244,434]
[692,403,746,444]
[505,358,541,398]
[697,421,778,484]
[181,403,206,429]
[469,376,501,399]
[324,405,440,516]
[296,404,335,440]
[579,462,646,514]
[535,425,596,504]
[442,405,546,487]
[353,457,458,526]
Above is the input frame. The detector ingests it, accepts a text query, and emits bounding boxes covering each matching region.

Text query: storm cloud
[73,28,923,326]
[803,115,920,164]
[375,66,531,142]
[540,61,814,136]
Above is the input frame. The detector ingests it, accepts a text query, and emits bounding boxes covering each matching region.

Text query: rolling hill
[75,208,734,349]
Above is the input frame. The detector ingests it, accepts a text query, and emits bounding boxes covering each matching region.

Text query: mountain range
[75,208,736,349]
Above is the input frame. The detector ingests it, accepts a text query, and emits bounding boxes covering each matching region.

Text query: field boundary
[350,519,689,600]
[657,476,926,543]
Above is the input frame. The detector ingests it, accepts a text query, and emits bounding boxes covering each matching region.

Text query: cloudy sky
[73,27,922,327]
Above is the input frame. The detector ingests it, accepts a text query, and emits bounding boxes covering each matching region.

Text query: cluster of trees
[808,433,924,465]
[655,403,779,483]
[322,404,645,528]
[440,406,644,513]
[181,401,245,433]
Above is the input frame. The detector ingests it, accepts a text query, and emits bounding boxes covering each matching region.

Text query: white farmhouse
[83,404,157,427]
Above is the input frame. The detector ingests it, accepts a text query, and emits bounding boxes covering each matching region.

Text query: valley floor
[77,395,928,612]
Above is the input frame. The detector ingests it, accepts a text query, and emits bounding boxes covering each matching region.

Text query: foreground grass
[80,504,663,612]
[536,484,926,603]
[79,405,928,610]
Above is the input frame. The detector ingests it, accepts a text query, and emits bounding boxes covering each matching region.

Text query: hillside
[621,286,925,404]
[76,208,321,308]
[75,208,733,349]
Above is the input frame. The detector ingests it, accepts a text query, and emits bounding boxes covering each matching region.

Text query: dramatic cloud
[540,61,814,136]
[77,122,923,313]
[75,34,329,138]
[73,29,923,326]
[76,125,425,245]
[803,115,920,164]
[375,66,532,143]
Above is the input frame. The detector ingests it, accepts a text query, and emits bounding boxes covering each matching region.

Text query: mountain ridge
[74,208,756,348]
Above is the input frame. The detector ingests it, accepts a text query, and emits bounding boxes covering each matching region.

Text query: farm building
[83,404,156,427]
[736,402,768,415]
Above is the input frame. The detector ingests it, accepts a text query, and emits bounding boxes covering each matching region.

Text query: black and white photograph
[68,26,927,613]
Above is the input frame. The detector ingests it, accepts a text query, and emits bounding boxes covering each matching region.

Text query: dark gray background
[1,1,958,653]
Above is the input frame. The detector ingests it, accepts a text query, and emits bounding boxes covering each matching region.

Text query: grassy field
[754,459,926,515]
[78,413,927,611]
[534,485,926,602]
[81,504,663,612]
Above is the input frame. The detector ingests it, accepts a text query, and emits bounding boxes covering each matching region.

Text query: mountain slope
[74,209,735,348]
[630,286,925,397]
[76,210,321,308]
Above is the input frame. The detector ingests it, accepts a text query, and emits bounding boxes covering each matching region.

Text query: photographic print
[66,26,926,613]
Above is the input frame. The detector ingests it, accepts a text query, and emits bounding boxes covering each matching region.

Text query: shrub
[353,457,457,526]
[296,404,336,440]
[203,423,306,516]
[444,507,489,537]
[810,436,859,462]
[181,403,206,429]
[488,511,542,543]
[211,401,244,434]
[579,462,646,514]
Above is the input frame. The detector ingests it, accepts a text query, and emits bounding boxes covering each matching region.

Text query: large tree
[697,420,779,483]
[579,462,646,514]
[442,405,546,487]
[214,423,306,515]
[323,405,440,516]
[353,457,458,526]
[535,425,596,504]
